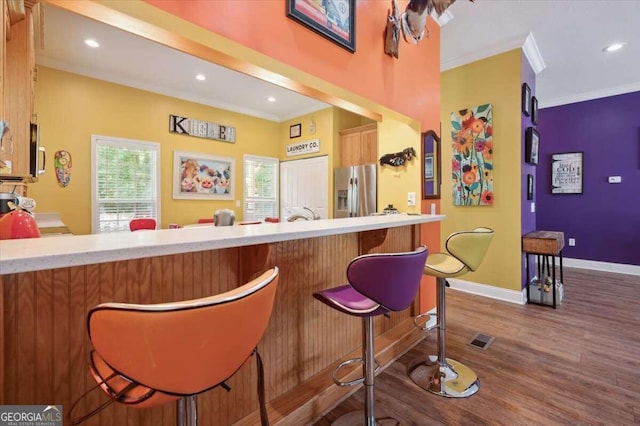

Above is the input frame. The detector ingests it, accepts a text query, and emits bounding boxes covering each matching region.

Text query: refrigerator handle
[352,177,358,217]
[348,177,354,217]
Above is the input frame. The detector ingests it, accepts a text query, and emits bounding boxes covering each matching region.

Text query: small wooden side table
[522,230,565,309]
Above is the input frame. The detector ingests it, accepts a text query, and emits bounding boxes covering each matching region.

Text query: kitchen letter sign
[169,114,236,143]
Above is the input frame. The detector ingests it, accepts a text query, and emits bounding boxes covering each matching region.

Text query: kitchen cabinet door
[339,123,377,167]
[2,2,35,179]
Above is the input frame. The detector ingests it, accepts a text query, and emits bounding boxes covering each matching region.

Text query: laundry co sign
[169,115,236,143]
[286,139,320,157]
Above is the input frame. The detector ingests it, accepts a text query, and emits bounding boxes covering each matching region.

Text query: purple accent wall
[521,55,537,287]
[537,91,640,266]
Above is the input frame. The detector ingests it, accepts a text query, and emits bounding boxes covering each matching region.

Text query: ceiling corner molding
[540,82,640,109]
[441,33,528,71]
[7,0,26,24]
[522,33,546,74]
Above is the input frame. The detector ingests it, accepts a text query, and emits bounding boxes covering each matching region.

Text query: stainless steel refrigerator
[334,164,377,218]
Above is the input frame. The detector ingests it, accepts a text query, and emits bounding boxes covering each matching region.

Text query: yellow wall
[32,66,282,233]
[441,50,523,291]
[32,67,422,233]
[378,119,422,214]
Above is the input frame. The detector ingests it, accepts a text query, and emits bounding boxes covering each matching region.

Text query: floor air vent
[469,333,495,350]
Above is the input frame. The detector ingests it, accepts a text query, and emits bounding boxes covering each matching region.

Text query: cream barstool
[407,227,494,398]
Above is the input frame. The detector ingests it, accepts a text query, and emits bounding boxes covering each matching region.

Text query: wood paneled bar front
[0,214,444,425]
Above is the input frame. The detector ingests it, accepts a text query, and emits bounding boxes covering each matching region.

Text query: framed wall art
[422,130,441,199]
[522,82,532,116]
[525,127,540,165]
[286,0,356,52]
[450,104,494,206]
[531,96,539,125]
[551,152,583,194]
[173,151,235,200]
[289,123,301,138]
[527,174,534,200]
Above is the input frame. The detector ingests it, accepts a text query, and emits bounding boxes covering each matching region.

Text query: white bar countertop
[0,214,445,275]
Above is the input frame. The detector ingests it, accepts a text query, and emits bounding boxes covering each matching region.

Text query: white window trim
[91,135,161,234]
[243,154,279,222]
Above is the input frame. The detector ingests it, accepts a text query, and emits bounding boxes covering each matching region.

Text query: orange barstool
[129,218,156,231]
[71,268,279,426]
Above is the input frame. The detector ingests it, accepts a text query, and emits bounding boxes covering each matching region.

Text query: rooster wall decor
[385,0,475,58]
[379,147,416,167]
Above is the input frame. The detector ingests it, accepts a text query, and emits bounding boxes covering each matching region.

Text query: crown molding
[441,33,528,71]
[540,82,640,108]
[522,32,546,74]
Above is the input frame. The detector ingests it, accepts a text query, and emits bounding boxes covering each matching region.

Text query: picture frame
[289,123,302,138]
[286,0,356,53]
[522,82,532,116]
[173,150,235,200]
[527,174,534,200]
[422,130,441,200]
[531,96,539,125]
[551,152,583,194]
[525,127,540,165]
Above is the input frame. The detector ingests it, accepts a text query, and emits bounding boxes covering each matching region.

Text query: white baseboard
[447,278,526,305]
[561,257,640,276]
[440,260,639,307]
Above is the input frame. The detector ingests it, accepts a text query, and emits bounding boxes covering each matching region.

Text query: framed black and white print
[289,123,301,138]
[522,82,532,116]
[531,96,539,125]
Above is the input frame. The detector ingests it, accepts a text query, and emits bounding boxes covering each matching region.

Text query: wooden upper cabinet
[2,1,35,179]
[339,123,378,167]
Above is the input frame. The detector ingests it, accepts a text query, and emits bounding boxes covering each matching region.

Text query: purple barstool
[313,246,428,426]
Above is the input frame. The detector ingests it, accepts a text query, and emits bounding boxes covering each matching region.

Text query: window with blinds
[243,155,278,221]
[91,135,161,233]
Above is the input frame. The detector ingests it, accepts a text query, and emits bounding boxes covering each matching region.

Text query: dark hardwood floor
[312,267,640,425]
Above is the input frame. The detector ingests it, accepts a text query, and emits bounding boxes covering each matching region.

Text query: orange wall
[143,0,441,310]
[144,0,440,130]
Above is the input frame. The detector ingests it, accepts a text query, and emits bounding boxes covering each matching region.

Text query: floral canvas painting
[451,104,494,206]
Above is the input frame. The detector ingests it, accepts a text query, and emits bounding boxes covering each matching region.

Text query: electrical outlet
[407,192,416,206]
[568,238,575,246]
[236,200,241,208]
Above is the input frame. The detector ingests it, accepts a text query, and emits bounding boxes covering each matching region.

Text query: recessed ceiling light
[603,42,624,53]
[195,74,206,81]
[267,96,276,103]
[84,39,99,48]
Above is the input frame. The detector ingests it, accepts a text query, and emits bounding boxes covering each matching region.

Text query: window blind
[92,136,160,233]
[244,155,278,221]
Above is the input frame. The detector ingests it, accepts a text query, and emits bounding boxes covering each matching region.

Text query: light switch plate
[608,176,622,183]
[530,202,535,213]
[407,192,416,206]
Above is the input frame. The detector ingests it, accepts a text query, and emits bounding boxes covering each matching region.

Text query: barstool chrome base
[407,356,479,398]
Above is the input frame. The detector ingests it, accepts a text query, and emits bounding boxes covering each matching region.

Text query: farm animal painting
[174,152,235,199]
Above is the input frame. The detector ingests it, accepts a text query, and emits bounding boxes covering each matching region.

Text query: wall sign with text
[169,115,235,143]
[286,139,320,157]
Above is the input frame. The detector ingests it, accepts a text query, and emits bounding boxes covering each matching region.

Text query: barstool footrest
[413,312,438,332]
[332,357,382,387]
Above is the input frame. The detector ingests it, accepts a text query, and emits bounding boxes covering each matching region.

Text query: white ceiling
[38,2,640,120]
[442,0,640,108]
[37,4,329,123]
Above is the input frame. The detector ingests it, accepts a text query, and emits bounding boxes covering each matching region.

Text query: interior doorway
[280,155,329,221]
